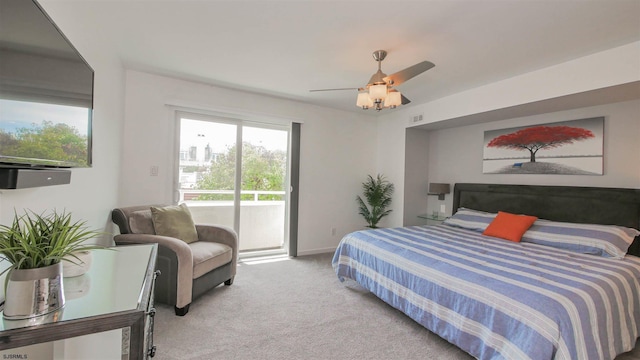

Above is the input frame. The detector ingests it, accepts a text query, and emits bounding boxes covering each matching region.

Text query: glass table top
[0,244,154,331]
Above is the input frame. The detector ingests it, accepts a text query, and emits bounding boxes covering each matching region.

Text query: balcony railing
[179,189,286,252]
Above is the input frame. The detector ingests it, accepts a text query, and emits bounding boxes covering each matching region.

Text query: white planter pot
[3,262,65,320]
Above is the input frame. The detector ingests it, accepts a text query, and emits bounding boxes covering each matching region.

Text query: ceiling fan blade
[309,87,360,92]
[401,94,411,105]
[384,61,435,86]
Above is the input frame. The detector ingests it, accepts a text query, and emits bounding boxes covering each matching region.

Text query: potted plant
[0,210,101,319]
[356,174,395,228]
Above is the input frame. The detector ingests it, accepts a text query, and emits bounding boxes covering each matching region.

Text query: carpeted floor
[152,253,640,360]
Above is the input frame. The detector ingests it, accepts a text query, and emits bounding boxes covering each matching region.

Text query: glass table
[417,213,448,226]
[0,244,158,360]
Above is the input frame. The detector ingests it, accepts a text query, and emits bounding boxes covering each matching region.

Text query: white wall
[375,114,408,227]
[403,127,430,226]
[391,41,640,128]
[376,43,640,227]
[121,70,377,255]
[424,100,640,216]
[0,2,125,245]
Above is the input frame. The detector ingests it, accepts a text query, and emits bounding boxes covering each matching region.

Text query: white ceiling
[43,0,640,115]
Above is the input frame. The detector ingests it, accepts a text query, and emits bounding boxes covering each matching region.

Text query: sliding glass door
[177,112,290,255]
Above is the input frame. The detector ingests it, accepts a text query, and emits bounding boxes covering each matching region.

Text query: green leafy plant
[356,174,395,228]
[0,210,102,272]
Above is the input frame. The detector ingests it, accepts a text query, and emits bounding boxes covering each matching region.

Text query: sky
[0,99,90,135]
[180,118,288,154]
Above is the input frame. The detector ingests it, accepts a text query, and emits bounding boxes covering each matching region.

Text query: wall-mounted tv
[0,0,94,169]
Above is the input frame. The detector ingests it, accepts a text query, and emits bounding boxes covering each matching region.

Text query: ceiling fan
[310,50,435,111]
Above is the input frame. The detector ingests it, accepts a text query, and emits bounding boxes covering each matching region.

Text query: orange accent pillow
[482,211,538,242]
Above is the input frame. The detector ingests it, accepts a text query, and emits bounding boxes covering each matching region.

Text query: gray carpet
[152,253,640,360]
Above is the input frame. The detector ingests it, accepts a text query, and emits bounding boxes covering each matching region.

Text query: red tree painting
[487,125,595,163]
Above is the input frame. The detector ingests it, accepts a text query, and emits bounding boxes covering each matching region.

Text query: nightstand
[418,213,447,226]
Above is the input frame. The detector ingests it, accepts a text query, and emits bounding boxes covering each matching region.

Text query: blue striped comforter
[332,224,640,360]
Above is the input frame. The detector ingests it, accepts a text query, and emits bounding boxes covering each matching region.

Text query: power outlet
[150,166,159,176]
[331,227,337,236]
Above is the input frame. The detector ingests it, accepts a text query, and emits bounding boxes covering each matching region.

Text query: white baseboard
[296,247,336,256]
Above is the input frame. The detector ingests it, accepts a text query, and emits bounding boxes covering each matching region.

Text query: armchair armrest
[114,233,194,308]
[196,224,238,277]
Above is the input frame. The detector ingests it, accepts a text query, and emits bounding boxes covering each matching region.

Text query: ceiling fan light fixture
[384,91,402,108]
[356,92,373,109]
[369,84,387,101]
[313,50,434,112]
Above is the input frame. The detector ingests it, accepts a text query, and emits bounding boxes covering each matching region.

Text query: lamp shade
[356,92,373,108]
[369,84,387,100]
[428,183,450,195]
[384,91,402,108]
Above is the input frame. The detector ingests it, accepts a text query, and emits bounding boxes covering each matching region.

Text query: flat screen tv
[0,0,94,169]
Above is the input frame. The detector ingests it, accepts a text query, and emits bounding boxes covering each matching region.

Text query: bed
[332,183,640,360]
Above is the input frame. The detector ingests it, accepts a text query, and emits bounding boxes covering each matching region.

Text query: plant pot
[2,308,63,329]
[3,262,65,320]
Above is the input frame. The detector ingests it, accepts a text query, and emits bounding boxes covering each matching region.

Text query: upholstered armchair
[111,204,238,316]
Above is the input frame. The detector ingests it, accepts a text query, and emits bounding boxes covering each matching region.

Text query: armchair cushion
[129,210,155,234]
[150,204,198,243]
[190,242,233,279]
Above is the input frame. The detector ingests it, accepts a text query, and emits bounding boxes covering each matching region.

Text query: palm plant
[356,174,395,228]
[0,210,101,273]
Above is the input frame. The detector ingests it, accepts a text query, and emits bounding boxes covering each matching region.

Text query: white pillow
[442,207,496,232]
[521,219,640,259]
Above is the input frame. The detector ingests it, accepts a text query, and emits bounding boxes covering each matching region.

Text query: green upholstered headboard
[452,183,640,256]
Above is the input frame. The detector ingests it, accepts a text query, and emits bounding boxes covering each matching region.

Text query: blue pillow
[521,219,640,259]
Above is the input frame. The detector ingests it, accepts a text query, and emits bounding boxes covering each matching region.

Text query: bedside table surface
[417,214,448,221]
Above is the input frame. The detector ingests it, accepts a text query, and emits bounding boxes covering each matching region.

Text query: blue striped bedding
[332,224,640,360]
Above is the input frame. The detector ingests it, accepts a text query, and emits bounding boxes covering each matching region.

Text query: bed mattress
[332,224,640,360]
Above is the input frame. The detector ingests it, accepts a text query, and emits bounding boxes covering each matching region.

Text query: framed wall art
[483,117,604,175]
